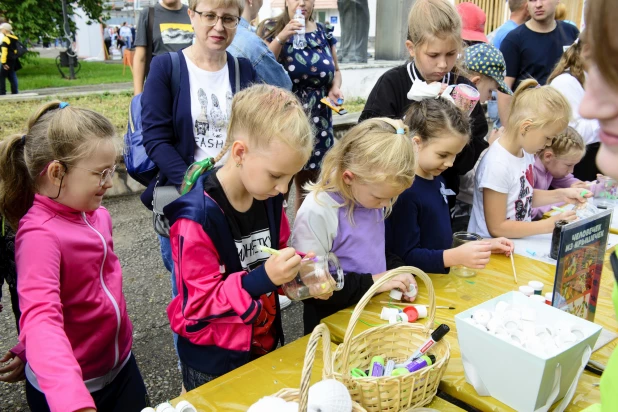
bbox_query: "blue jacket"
[163,172,285,374]
[140,50,257,209]
[229,18,292,91]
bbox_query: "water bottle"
[292,8,306,49]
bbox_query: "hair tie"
[59,102,69,109]
[21,134,26,146]
[396,128,405,135]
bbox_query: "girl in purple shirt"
[532,126,586,219]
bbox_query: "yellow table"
[322,253,617,411]
[171,334,466,411]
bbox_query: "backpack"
[14,40,27,58]
[124,52,180,186]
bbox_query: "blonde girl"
[0,102,148,412]
[292,118,417,334]
[387,99,513,275]
[360,0,489,206]
[531,126,587,220]
[468,80,590,239]
[163,85,313,390]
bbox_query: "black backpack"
[14,40,27,58]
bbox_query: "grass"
[16,57,132,91]
[1,92,133,137]
[1,92,366,139]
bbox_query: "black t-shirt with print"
[205,170,277,354]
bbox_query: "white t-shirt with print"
[468,139,535,238]
[185,56,232,165]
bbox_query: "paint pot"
[528,281,544,295]
[175,401,198,412]
[380,307,399,321]
[545,292,553,305]
[405,283,418,300]
[389,289,403,300]
[155,403,175,412]
[389,312,409,324]
[414,305,428,319]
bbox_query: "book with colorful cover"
[552,210,612,322]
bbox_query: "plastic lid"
[403,306,419,322]
[528,280,544,290]
[431,324,450,341]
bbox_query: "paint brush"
[510,253,518,284]
[259,245,318,262]
[379,301,455,309]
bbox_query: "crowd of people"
[1,0,618,410]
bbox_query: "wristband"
[275,36,284,45]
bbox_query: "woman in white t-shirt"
[548,32,601,181]
[468,79,590,238]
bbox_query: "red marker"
[407,324,450,363]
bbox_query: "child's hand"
[264,247,302,286]
[0,351,25,383]
[453,241,493,269]
[558,187,592,205]
[546,210,577,231]
[570,181,590,189]
[489,237,514,256]
[402,275,418,302]
[372,272,415,295]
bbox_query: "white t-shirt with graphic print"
[185,56,232,165]
[468,139,535,238]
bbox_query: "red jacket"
[164,173,288,375]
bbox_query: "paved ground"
[0,192,304,410]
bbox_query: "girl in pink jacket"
[0,101,148,412]
[164,85,314,390]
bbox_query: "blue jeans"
[158,234,179,356]
[0,68,18,95]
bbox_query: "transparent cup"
[593,176,618,209]
[281,253,344,301]
[451,231,482,278]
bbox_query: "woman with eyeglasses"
[258,0,343,213]
[140,0,257,331]
[579,0,618,410]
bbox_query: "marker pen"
[407,324,450,363]
[406,354,435,373]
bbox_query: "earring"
[236,162,241,168]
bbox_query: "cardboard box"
[455,291,601,411]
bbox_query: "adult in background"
[258,0,343,212]
[228,0,292,90]
[578,0,618,409]
[133,0,193,95]
[141,0,256,302]
[0,23,20,96]
[491,0,528,50]
[456,2,487,46]
[497,0,578,124]
[337,0,370,63]
[548,33,600,181]
[119,21,133,50]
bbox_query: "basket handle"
[298,323,332,412]
[339,267,435,376]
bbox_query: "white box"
[455,291,601,411]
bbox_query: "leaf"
[311,53,320,65]
[295,53,308,65]
[308,96,316,108]
[287,45,294,55]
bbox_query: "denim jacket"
[228,18,292,90]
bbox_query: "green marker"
[581,189,589,196]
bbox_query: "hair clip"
[396,128,405,135]
[59,102,70,109]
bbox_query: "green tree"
[0,0,109,44]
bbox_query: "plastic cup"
[449,84,481,115]
[593,176,618,209]
[281,253,344,301]
[451,231,482,277]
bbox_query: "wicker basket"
[330,267,451,412]
[273,323,366,411]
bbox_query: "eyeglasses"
[193,10,240,29]
[71,164,118,187]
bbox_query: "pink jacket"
[532,156,581,219]
[16,194,133,412]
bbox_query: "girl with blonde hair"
[531,126,587,219]
[469,80,590,239]
[360,0,489,210]
[0,101,148,411]
[164,84,314,390]
[292,118,417,333]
